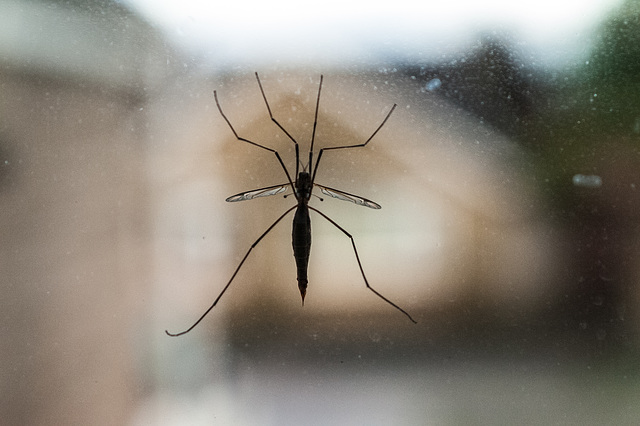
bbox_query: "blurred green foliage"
[530,0,640,216]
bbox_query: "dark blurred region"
[402,0,640,355]
[1,0,639,424]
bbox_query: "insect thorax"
[295,171,312,200]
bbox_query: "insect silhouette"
[165,73,416,337]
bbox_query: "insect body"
[166,73,416,337]
[292,170,312,302]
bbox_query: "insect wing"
[316,184,381,209]
[226,183,290,202]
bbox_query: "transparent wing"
[315,184,381,209]
[226,183,291,202]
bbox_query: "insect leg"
[308,206,417,324]
[166,205,298,336]
[255,72,300,148]
[255,72,304,177]
[309,75,323,171]
[214,90,296,192]
[311,103,396,185]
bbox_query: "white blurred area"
[2,0,639,425]
[124,0,622,68]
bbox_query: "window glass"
[1,0,638,424]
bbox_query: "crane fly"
[166,73,416,337]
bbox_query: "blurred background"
[1,0,639,424]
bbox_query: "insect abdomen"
[292,204,311,302]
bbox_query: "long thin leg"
[256,72,322,176]
[214,89,296,194]
[308,206,417,324]
[311,103,397,185]
[255,72,301,149]
[166,205,298,336]
[255,72,303,177]
[308,75,323,170]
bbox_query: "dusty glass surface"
[1,0,639,424]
